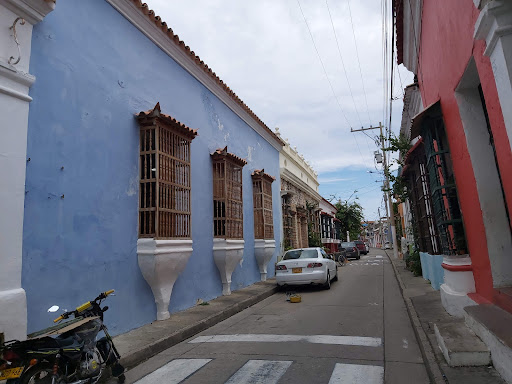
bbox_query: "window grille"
[137,103,197,239]
[421,113,467,255]
[211,147,247,239]
[281,194,293,249]
[404,143,440,254]
[252,169,275,239]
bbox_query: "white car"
[275,247,337,290]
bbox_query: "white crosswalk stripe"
[134,358,211,384]
[132,358,385,383]
[189,334,381,347]
[225,360,292,384]
[328,363,384,384]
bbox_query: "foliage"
[393,202,403,239]
[384,133,412,165]
[308,222,322,247]
[405,248,422,277]
[334,200,364,241]
[383,133,412,202]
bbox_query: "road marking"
[328,363,384,384]
[134,358,211,384]
[376,255,383,258]
[189,334,381,347]
[225,360,292,384]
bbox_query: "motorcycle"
[0,290,125,383]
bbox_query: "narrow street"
[114,249,429,384]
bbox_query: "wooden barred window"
[137,103,197,239]
[211,147,247,239]
[252,169,275,239]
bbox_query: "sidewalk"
[387,251,506,384]
[111,279,277,371]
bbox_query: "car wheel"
[333,267,338,281]
[324,271,331,290]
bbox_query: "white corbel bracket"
[213,239,244,295]
[137,239,193,321]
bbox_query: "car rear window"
[341,242,356,248]
[354,241,363,244]
[283,249,318,260]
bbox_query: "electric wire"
[347,0,373,126]
[297,0,373,172]
[325,0,363,128]
[296,0,351,128]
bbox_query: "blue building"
[22,0,283,336]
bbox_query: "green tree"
[334,200,364,241]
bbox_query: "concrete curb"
[385,250,447,384]
[118,284,278,370]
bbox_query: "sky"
[147,0,414,221]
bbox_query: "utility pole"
[351,123,399,259]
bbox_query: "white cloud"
[146,0,414,217]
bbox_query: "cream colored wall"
[275,128,319,193]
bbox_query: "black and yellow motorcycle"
[0,290,125,383]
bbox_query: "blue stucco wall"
[419,252,444,290]
[23,0,281,336]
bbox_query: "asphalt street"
[113,249,429,383]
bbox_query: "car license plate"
[292,267,302,273]
[0,366,24,380]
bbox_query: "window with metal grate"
[137,103,197,239]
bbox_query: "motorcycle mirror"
[48,305,59,313]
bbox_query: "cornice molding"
[2,0,55,25]
[0,61,35,102]
[474,1,512,57]
[281,145,318,180]
[281,168,321,202]
[106,0,283,151]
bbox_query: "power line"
[296,0,351,128]
[325,0,363,127]
[347,0,372,126]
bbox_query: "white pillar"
[475,1,512,151]
[0,0,54,342]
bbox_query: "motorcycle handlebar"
[53,290,115,323]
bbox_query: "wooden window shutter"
[137,103,197,239]
[252,169,275,239]
[211,147,247,239]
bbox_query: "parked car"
[365,242,370,253]
[354,240,368,255]
[275,247,337,290]
[382,241,391,249]
[339,242,360,260]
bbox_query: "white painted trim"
[2,0,55,25]
[189,334,382,347]
[254,239,275,281]
[137,239,193,320]
[455,59,512,287]
[281,168,322,202]
[465,308,512,383]
[0,62,35,87]
[0,83,31,101]
[0,288,27,341]
[106,0,282,151]
[213,238,244,295]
